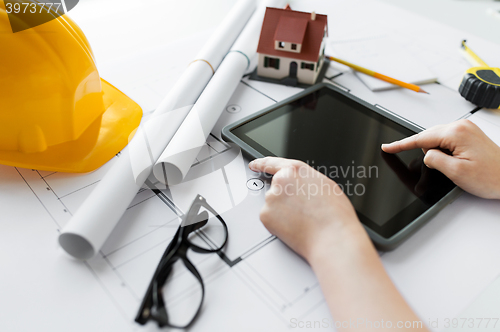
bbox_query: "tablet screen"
[231,86,456,238]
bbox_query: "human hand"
[382,119,500,199]
[249,157,369,263]
[250,158,425,328]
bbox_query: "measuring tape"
[459,40,500,109]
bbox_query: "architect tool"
[325,55,429,94]
[459,40,500,109]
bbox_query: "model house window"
[278,41,285,48]
[291,43,297,50]
[264,56,280,69]
[269,57,280,69]
[301,62,314,71]
[316,57,321,71]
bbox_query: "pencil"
[325,55,429,94]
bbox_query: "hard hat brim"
[0,79,143,173]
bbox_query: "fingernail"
[381,144,388,149]
[249,160,257,170]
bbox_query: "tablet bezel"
[222,83,462,250]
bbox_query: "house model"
[256,5,328,86]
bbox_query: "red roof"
[275,16,308,44]
[257,7,328,63]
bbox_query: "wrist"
[306,220,373,269]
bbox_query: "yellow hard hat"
[0,2,142,172]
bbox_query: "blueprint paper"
[3,0,500,331]
[4,73,500,332]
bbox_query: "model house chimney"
[311,11,316,21]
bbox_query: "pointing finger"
[382,127,450,154]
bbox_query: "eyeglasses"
[135,194,228,329]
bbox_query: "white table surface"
[379,0,500,45]
[2,0,500,331]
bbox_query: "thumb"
[423,149,459,178]
[249,157,303,175]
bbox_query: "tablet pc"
[222,83,461,250]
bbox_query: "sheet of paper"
[381,193,500,325]
[294,0,500,92]
[3,68,499,332]
[332,36,438,91]
[444,274,500,332]
[0,81,335,331]
[467,110,500,147]
[3,0,500,331]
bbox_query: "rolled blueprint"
[58,0,256,260]
[153,0,285,185]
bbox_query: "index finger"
[381,127,448,154]
[249,157,303,175]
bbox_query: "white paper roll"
[153,0,286,185]
[59,0,256,260]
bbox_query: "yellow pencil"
[325,55,429,94]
